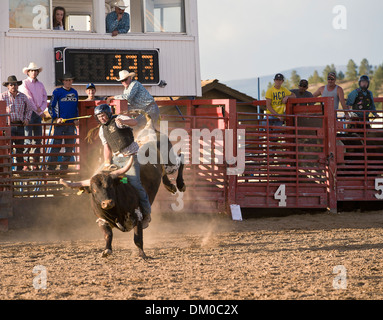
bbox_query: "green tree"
[290,70,301,88]
[337,71,345,80]
[309,70,323,84]
[346,59,358,81]
[373,64,383,86]
[369,79,378,97]
[370,64,383,97]
[283,78,292,89]
[359,58,372,76]
[322,64,336,80]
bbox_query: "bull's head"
[90,173,118,210]
[59,155,134,201]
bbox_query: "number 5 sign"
[375,178,383,199]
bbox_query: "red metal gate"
[231,97,337,212]
[155,99,236,213]
[335,98,383,202]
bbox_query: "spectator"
[290,79,314,106]
[19,62,48,169]
[106,0,130,36]
[1,75,33,172]
[84,83,104,101]
[106,70,160,131]
[265,73,296,127]
[53,6,66,30]
[312,72,346,112]
[47,73,79,171]
[291,79,313,99]
[346,75,377,127]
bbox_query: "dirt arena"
[1,196,383,300]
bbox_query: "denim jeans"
[131,102,160,132]
[261,116,284,129]
[48,124,76,169]
[25,112,42,162]
[113,154,152,215]
[11,124,25,171]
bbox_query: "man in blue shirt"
[106,1,130,36]
[346,75,377,127]
[47,73,79,171]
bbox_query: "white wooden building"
[0,0,201,97]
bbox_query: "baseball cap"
[86,83,96,89]
[274,73,284,81]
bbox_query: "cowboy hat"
[116,70,136,81]
[59,72,76,81]
[22,62,43,74]
[114,0,128,10]
[2,75,22,87]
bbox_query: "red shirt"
[0,90,34,124]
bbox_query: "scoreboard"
[54,47,160,86]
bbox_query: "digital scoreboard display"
[54,47,160,86]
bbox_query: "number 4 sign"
[274,185,287,207]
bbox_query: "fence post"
[0,101,11,230]
[324,97,337,213]
[226,99,238,214]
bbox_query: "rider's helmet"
[359,75,370,90]
[94,104,113,123]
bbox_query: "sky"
[197,0,383,81]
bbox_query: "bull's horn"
[59,178,90,188]
[110,156,134,178]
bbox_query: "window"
[9,0,93,31]
[144,0,185,33]
[52,0,93,31]
[67,15,91,31]
[9,0,50,29]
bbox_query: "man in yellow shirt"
[265,73,296,126]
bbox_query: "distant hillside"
[224,65,347,99]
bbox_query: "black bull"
[61,135,186,259]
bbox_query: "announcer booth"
[0,0,202,98]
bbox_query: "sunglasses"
[327,78,335,81]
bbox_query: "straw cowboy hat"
[22,62,43,74]
[116,70,136,81]
[2,75,22,87]
[114,0,128,10]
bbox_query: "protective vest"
[353,88,373,111]
[102,116,134,153]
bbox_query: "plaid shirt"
[115,81,158,118]
[0,90,34,124]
